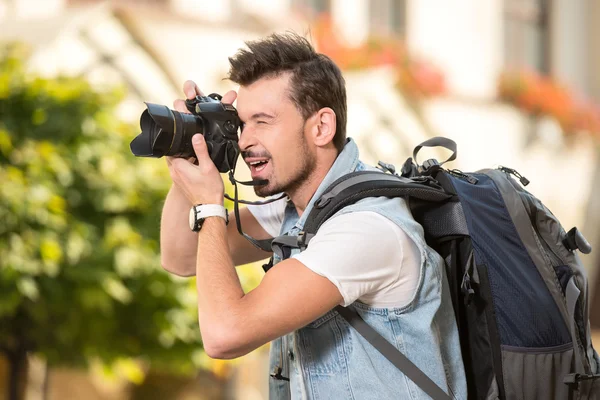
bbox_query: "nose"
[237,125,257,152]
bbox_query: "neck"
[286,151,338,217]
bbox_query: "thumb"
[192,134,212,167]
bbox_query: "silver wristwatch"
[189,204,229,232]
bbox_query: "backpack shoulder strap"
[269,170,451,259]
[303,170,452,237]
[269,169,454,399]
[267,164,460,398]
[336,306,451,400]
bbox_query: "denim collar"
[283,138,360,232]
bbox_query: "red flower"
[497,69,600,138]
[310,13,445,98]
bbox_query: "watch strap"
[191,204,228,232]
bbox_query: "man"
[160,32,466,399]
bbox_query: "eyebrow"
[249,112,275,120]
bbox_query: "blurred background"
[0,0,599,399]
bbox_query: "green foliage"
[0,42,204,375]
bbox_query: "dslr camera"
[130,93,241,172]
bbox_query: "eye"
[257,121,267,125]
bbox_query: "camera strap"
[228,170,274,252]
[222,142,282,253]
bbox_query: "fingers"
[169,157,188,169]
[222,89,237,105]
[191,134,212,170]
[169,157,193,180]
[173,99,189,113]
[174,81,204,115]
[167,157,179,181]
[185,156,198,165]
[167,156,194,180]
[167,156,195,168]
[183,80,203,99]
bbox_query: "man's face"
[236,73,315,197]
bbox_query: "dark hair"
[227,32,347,153]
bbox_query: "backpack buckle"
[262,257,274,273]
[563,373,600,390]
[297,231,315,249]
[377,161,397,175]
[419,158,441,175]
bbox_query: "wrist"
[191,193,223,206]
[194,199,224,207]
[189,204,228,232]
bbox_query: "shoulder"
[318,211,402,239]
[300,210,409,264]
[339,195,414,222]
[294,210,419,307]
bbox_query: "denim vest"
[268,139,467,400]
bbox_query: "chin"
[253,180,284,198]
[254,185,277,198]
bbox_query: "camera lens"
[130,103,203,158]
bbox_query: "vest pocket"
[299,313,350,376]
[304,309,338,329]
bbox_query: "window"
[504,0,551,73]
[369,0,406,38]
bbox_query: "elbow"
[160,255,195,277]
[201,324,252,360]
[161,263,194,278]
[204,343,240,360]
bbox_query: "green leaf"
[17,277,39,300]
[0,42,217,376]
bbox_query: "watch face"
[189,207,196,230]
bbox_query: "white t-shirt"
[247,197,421,308]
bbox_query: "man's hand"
[171,80,237,118]
[166,80,237,205]
[168,134,225,205]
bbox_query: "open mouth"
[249,160,268,172]
[246,159,270,177]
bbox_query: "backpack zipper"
[529,200,565,267]
[498,166,530,186]
[448,169,479,184]
[521,194,565,267]
[498,167,565,266]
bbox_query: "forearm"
[196,218,246,355]
[194,219,344,361]
[160,184,198,276]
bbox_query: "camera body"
[130,93,241,173]
[183,95,240,170]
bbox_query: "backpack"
[267,137,600,400]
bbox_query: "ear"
[310,107,337,147]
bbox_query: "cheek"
[269,125,305,171]
[270,147,294,178]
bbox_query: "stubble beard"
[253,131,315,198]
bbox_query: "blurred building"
[1,0,600,399]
